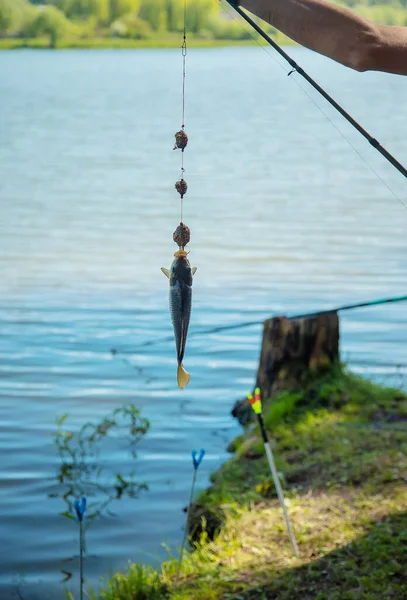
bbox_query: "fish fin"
[161,268,170,278]
[192,267,197,276]
[177,363,190,389]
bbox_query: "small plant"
[91,563,168,600]
[51,404,149,523]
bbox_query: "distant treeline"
[0,0,406,48]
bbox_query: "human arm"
[237,0,407,74]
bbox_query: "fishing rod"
[226,1,407,180]
[292,293,407,319]
[111,293,407,357]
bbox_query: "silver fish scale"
[169,282,192,364]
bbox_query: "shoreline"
[93,365,407,599]
[0,36,294,51]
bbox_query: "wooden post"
[256,312,340,399]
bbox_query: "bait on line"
[161,2,196,390]
[162,1,405,391]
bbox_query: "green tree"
[15,0,407,42]
[185,0,217,34]
[109,0,141,22]
[165,0,183,32]
[139,0,167,32]
[0,0,35,34]
[30,5,71,47]
[111,11,151,38]
[139,0,219,34]
[0,0,14,32]
[46,0,110,24]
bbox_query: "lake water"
[0,46,406,599]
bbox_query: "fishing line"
[225,1,407,179]
[180,1,187,223]
[166,0,195,389]
[218,0,292,74]
[216,14,401,212]
[110,293,407,357]
[351,360,407,369]
[338,422,407,433]
[285,72,407,210]
[218,1,406,207]
[182,0,187,131]
[220,1,406,207]
[177,0,188,223]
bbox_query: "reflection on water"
[51,405,149,523]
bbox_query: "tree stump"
[232,312,340,425]
[256,311,339,399]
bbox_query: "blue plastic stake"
[176,449,205,581]
[74,496,87,600]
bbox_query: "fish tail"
[177,363,190,389]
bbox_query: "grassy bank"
[0,32,294,50]
[0,37,254,49]
[85,366,407,600]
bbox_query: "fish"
[161,250,197,389]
